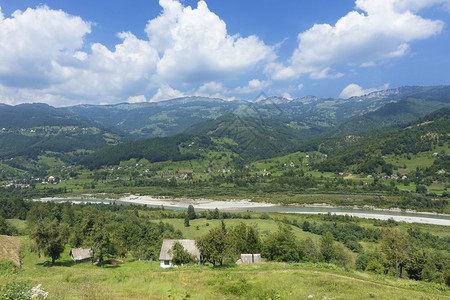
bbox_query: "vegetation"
[0,198,448,299]
[0,86,449,298]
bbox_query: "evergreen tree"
[262,224,301,262]
[320,232,335,263]
[187,205,196,220]
[170,242,196,266]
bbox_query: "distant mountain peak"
[253,92,268,102]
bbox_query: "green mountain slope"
[80,113,315,169]
[323,96,450,137]
[313,107,450,174]
[61,86,450,139]
[0,103,127,174]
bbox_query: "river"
[36,197,450,226]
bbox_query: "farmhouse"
[159,239,202,268]
[70,248,93,263]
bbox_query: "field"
[1,212,450,299]
[0,235,22,266]
[2,245,449,299]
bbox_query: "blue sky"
[0,0,449,106]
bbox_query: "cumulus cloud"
[146,0,275,83]
[282,92,292,100]
[271,0,446,80]
[0,1,275,105]
[339,83,390,98]
[0,0,448,105]
[235,79,271,94]
[127,95,147,103]
[150,84,184,102]
[0,6,91,89]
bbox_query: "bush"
[0,280,31,300]
[0,260,18,276]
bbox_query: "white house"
[159,239,202,268]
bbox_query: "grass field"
[160,217,322,243]
[0,235,22,266]
[4,248,450,300]
[1,214,449,299]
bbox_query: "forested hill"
[0,103,91,128]
[62,85,450,139]
[323,96,450,137]
[0,103,128,174]
[313,107,450,174]
[80,113,312,169]
[62,97,243,138]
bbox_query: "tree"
[169,242,196,266]
[262,224,301,262]
[320,232,335,263]
[81,213,111,267]
[0,216,16,236]
[184,215,190,227]
[381,229,409,278]
[416,185,427,194]
[187,205,196,220]
[230,222,261,254]
[302,237,319,263]
[30,220,69,264]
[196,222,234,266]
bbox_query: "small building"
[159,239,202,268]
[236,254,261,264]
[70,248,93,263]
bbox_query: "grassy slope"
[1,215,449,299]
[0,235,22,266]
[6,248,450,299]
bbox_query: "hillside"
[324,96,450,137]
[62,97,243,138]
[313,107,450,175]
[0,103,128,175]
[0,235,22,266]
[80,113,316,169]
[62,85,450,139]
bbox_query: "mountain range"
[0,85,449,174]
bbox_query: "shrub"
[0,280,31,300]
[0,261,18,276]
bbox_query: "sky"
[0,0,449,106]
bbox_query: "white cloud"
[282,92,292,100]
[235,79,271,94]
[127,95,147,103]
[271,0,445,80]
[309,68,344,80]
[194,81,237,100]
[0,0,448,105]
[0,1,276,105]
[0,6,91,88]
[339,83,390,98]
[146,0,275,83]
[150,84,184,102]
[197,81,226,95]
